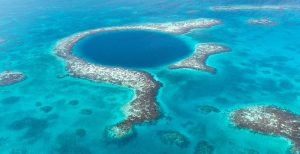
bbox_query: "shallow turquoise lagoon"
[0,0,300,154]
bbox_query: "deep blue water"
[1,0,300,154]
[74,30,193,68]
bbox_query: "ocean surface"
[0,0,300,154]
[73,30,193,68]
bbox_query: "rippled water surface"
[0,0,300,153]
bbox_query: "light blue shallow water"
[0,0,300,154]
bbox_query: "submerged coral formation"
[40,106,53,113]
[194,140,214,154]
[143,19,222,34]
[75,129,86,137]
[0,71,26,86]
[80,109,93,115]
[105,124,135,141]
[0,96,20,105]
[197,105,220,114]
[211,5,300,11]
[55,19,221,140]
[157,130,190,148]
[169,44,230,73]
[230,106,300,153]
[247,18,277,25]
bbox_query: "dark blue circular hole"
[74,30,193,68]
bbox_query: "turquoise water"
[0,0,300,154]
[74,30,193,68]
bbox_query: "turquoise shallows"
[0,0,300,153]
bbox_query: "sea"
[0,0,300,153]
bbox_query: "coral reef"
[247,18,277,25]
[69,100,79,106]
[55,133,91,154]
[194,140,214,154]
[80,109,93,115]
[0,71,25,86]
[157,130,190,148]
[75,129,86,137]
[35,102,42,107]
[230,106,300,153]
[211,5,300,11]
[9,117,49,139]
[55,19,222,140]
[105,124,135,141]
[0,96,20,105]
[169,44,230,73]
[197,105,220,114]
[40,106,53,113]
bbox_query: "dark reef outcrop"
[0,71,26,86]
[169,44,230,73]
[211,5,300,11]
[194,140,214,154]
[247,18,277,25]
[157,130,190,148]
[197,105,220,114]
[231,106,300,153]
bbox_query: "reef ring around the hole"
[54,19,222,140]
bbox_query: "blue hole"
[74,30,193,68]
